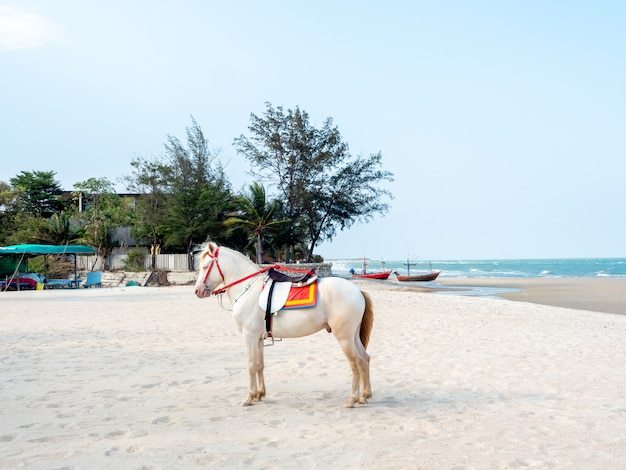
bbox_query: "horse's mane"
[200,242,258,268]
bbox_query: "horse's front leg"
[243,333,265,406]
[256,337,266,400]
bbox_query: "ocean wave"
[324,258,626,278]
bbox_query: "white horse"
[194,242,374,407]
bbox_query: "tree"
[31,211,86,245]
[224,182,289,262]
[302,151,393,259]
[234,103,393,261]
[160,117,233,269]
[0,180,18,244]
[73,177,129,265]
[10,170,66,218]
[123,155,170,270]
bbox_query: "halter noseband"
[202,247,225,288]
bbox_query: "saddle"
[266,266,315,284]
[259,267,318,341]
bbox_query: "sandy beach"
[1,282,626,468]
[437,277,626,315]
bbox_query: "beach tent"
[0,244,98,286]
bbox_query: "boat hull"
[351,271,391,280]
[396,271,440,282]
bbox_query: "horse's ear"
[206,241,218,256]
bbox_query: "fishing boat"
[350,258,391,280]
[396,271,440,282]
[396,257,441,282]
[352,271,391,280]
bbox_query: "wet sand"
[437,277,626,315]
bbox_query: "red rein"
[202,247,268,296]
[202,248,314,296]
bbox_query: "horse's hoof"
[344,400,356,408]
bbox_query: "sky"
[1,1,625,261]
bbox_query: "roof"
[0,244,98,256]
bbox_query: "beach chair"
[83,271,102,288]
[47,278,82,288]
[46,279,73,289]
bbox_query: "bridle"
[201,248,226,291]
[201,247,275,296]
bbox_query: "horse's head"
[194,242,225,298]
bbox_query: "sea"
[328,258,626,279]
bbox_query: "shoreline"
[351,276,626,315]
[436,277,626,315]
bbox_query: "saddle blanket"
[259,279,319,313]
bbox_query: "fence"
[145,253,193,271]
[106,253,196,272]
[82,253,333,275]
[76,255,101,271]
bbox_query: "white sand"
[1,285,625,469]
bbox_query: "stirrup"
[263,332,282,347]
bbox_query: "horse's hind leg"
[352,353,372,407]
[356,340,372,403]
[337,337,370,408]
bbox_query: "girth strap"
[264,280,276,337]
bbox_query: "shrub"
[122,248,146,272]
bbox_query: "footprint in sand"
[27,436,59,444]
[152,415,171,425]
[104,447,120,456]
[129,429,149,438]
[141,382,161,389]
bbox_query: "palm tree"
[224,183,289,262]
[33,211,86,245]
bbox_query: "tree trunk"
[151,230,158,271]
[187,239,194,271]
[256,233,263,263]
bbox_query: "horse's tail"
[359,291,374,349]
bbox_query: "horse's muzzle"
[194,286,211,298]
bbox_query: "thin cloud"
[0,6,64,51]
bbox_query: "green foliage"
[0,181,17,244]
[10,170,67,217]
[224,182,289,262]
[159,117,233,257]
[234,103,393,261]
[5,215,46,244]
[73,177,130,260]
[1,109,391,266]
[122,248,147,272]
[124,157,169,245]
[30,211,86,245]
